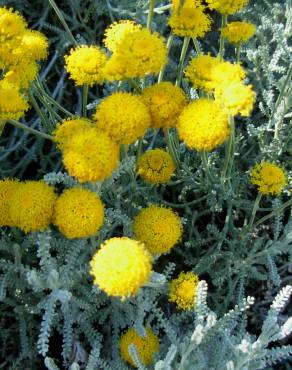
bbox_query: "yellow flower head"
[53,117,94,151]
[141,82,188,129]
[104,20,141,52]
[172,0,203,12]
[65,45,107,86]
[94,92,151,145]
[0,81,29,120]
[0,178,20,227]
[120,327,159,367]
[250,162,287,196]
[54,188,104,239]
[20,30,49,60]
[3,61,39,89]
[169,6,212,38]
[222,21,256,45]
[0,7,27,39]
[169,271,199,310]
[133,205,182,255]
[185,54,246,92]
[103,28,167,81]
[206,0,249,14]
[177,98,229,151]
[63,128,120,183]
[90,237,152,299]
[137,149,176,185]
[9,181,56,233]
[214,81,256,117]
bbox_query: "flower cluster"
[250,162,287,196]
[222,21,256,45]
[206,0,249,15]
[169,272,200,310]
[119,327,160,367]
[90,237,152,300]
[137,149,176,185]
[133,205,182,254]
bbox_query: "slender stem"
[218,14,228,61]
[253,198,292,229]
[236,44,241,63]
[82,84,89,117]
[175,36,190,87]
[128,79,142,93]
[136,138,143,163]
[48,0,78,46]
[158,33,174,83]
[162,195,208,208]
[201,150,214,182]
[247,193,262,231]
[164,129,180,168]
[27,89,53,133]
[192,38,202,55]
[147,0,156,30]
[7,119,54,141]
[221,115,235,183]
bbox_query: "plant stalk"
[175,36,190,87]
[7,119,54,141]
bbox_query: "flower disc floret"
[103,28,167,80]
[9,181,56,233]
[0,81,29,120]
[141,82,187,129]
[250,162,287,196]
[54,188,104,239]
[206,0,249,14]
[168,6,212,38]
[169,272,199,310]
[63,128,120,183]
[214,81,256,117]
[90,237,152,299]
[65,45,107,86]
[3,61,38,89]
[104,20,141,52]
[133,205,182,254]
[0,7,27,39]
[177,99,230,151]
[0,178,20,227]
[53,118,93,150]
[222,21,256,44]
[20,30,48,60]
[119,327,159,367]
[137,149,176,185]
[94,92,151,145]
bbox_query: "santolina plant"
[0,0,292,369]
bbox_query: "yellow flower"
[65,45,107,86]
[103,27,167,81]
[90,237,152,300]
[141,82,188,129]
[54,188,104,239]
[62,128,120,183]
[172,0,204,11]
[177,98,229,151]
[133,205,182,255]
[9,181,56,233]
[169,271,199,310]
[103,20,141,52]
[185,54,246,92]
[222,21,256,45]
[0,7,27,39]
[250,162,287,196]
[0,81,29,120]
[120,327,159,367]
[20,29,49,60]
[0,178,20,227]
[168,6,212,38]
[137,149,176,185]
[214,81,256,117]
[206,0,249,14]
[93,92,150,145]
[53,117,94,151]
[3,61,39,89]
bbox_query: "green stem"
[164,129,180,169]
[82,84,89,117]
[128,79,142,93]
[218,14,228,60]
[175,36,190,87]
[7,119,54,141]
[158,33,174,83]
[192,38,202,55]
[253,198,292,229]
[201,150,214,182]
[48,0,78,46]
[147,0,156,30]
[136,138,143,163]
[247,193,262,231]
[27,89,53,133]
[236,44,241,63]
[221,115,235,183]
